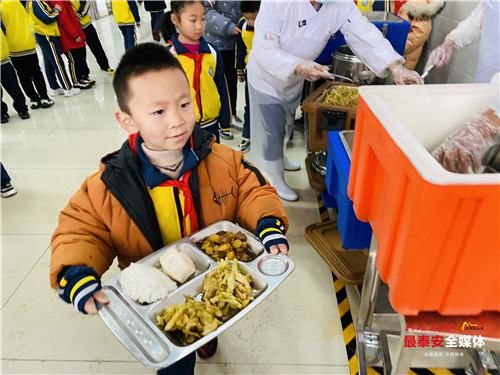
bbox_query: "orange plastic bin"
[348,84,500,316]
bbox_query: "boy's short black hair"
[240,0,260,14]
[113,43,186,113]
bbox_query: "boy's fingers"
[84,297,98,315]
[277,243,289,255]
[269,246,279,255]
[93,290,110,305]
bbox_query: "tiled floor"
[1,11,349,375]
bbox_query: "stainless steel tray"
[98,221,295,369]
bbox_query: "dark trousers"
[1,63,28,114]
[119,25,136,51]
[83,23,111,70]
[66,47,90,84]
[243,73,250,139]
[10,53,49,102]
[149,11,164,33]
[203,122,220,143]
[1,163,12,186]
[35,34,72,90]
[157,352,196,375]
[221,49,237,115]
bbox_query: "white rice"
[119,262,177,304]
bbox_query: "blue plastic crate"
[326,131,372,249]
[316,12,410,65]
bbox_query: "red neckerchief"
[181,48,204,118]
[128,133,200,236]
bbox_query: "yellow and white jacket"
[0,0,37,56]
[167,35,231,130]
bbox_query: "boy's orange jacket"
[50,128,288,288]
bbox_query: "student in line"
[0,0,54,109]
[159,1,231,143]
[71,0,114,73]
[27,0,80,97]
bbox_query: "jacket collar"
[170,34,212,54]
[101,126,214,171]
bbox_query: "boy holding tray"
[50,43,289,375]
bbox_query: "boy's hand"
[269,243,289,256]
[256,217,290,256]
[75,36,82,43]
[58,266,103,314]
[84,290,110,315]
[231,26,242,36]
[54,4,62,11]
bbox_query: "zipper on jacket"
[173,187,185,237]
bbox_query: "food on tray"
[202,259,254,318]
[432,109,500,174]
[119,263,177,304]
[156,296,222,344]
[160,247,196,284]
[198,230,256,261]
[322,85,358,108]
[155,259,255,344]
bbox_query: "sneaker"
[40,98,55,108]
[1,113,9,124]
[1,182,17,198]
[64,87,81,97]
[30,101,42,109]
[18,111,30,120]
[74,82,92,90]
[239,138,251,153]
[219,128,233,140]
[80,78,96,86]
[102,67,115,73]
[49,88,64,97]
[197,338,218,359]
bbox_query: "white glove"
[294,61,333,82]
[390,63,424,85]
[425,39,456,71]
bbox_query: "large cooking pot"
[332,45,376,85]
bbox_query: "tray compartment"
[148,261,269,346]
[189,221,264,261]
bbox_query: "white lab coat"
[446,0,500,83]
[247,0,403,102]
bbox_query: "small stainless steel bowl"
[257,255,289,276]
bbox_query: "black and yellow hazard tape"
[314,193,496,375]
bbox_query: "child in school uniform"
[50,0,95,89]
[111,0,141,51]
[160,1,231,143]
[50,43,289,375]
[235,1,260,153]
[71,0,114,73]
[1,28,30,121]
[26,0,80,97]
[0,0,54,109]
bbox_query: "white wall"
[418,1,481,83]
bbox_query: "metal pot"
[332,45,376,85]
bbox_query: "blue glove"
[255,216,289,254]
[58,266,101,314]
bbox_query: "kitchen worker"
[247,0,423,202]
[425,0,500,83]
